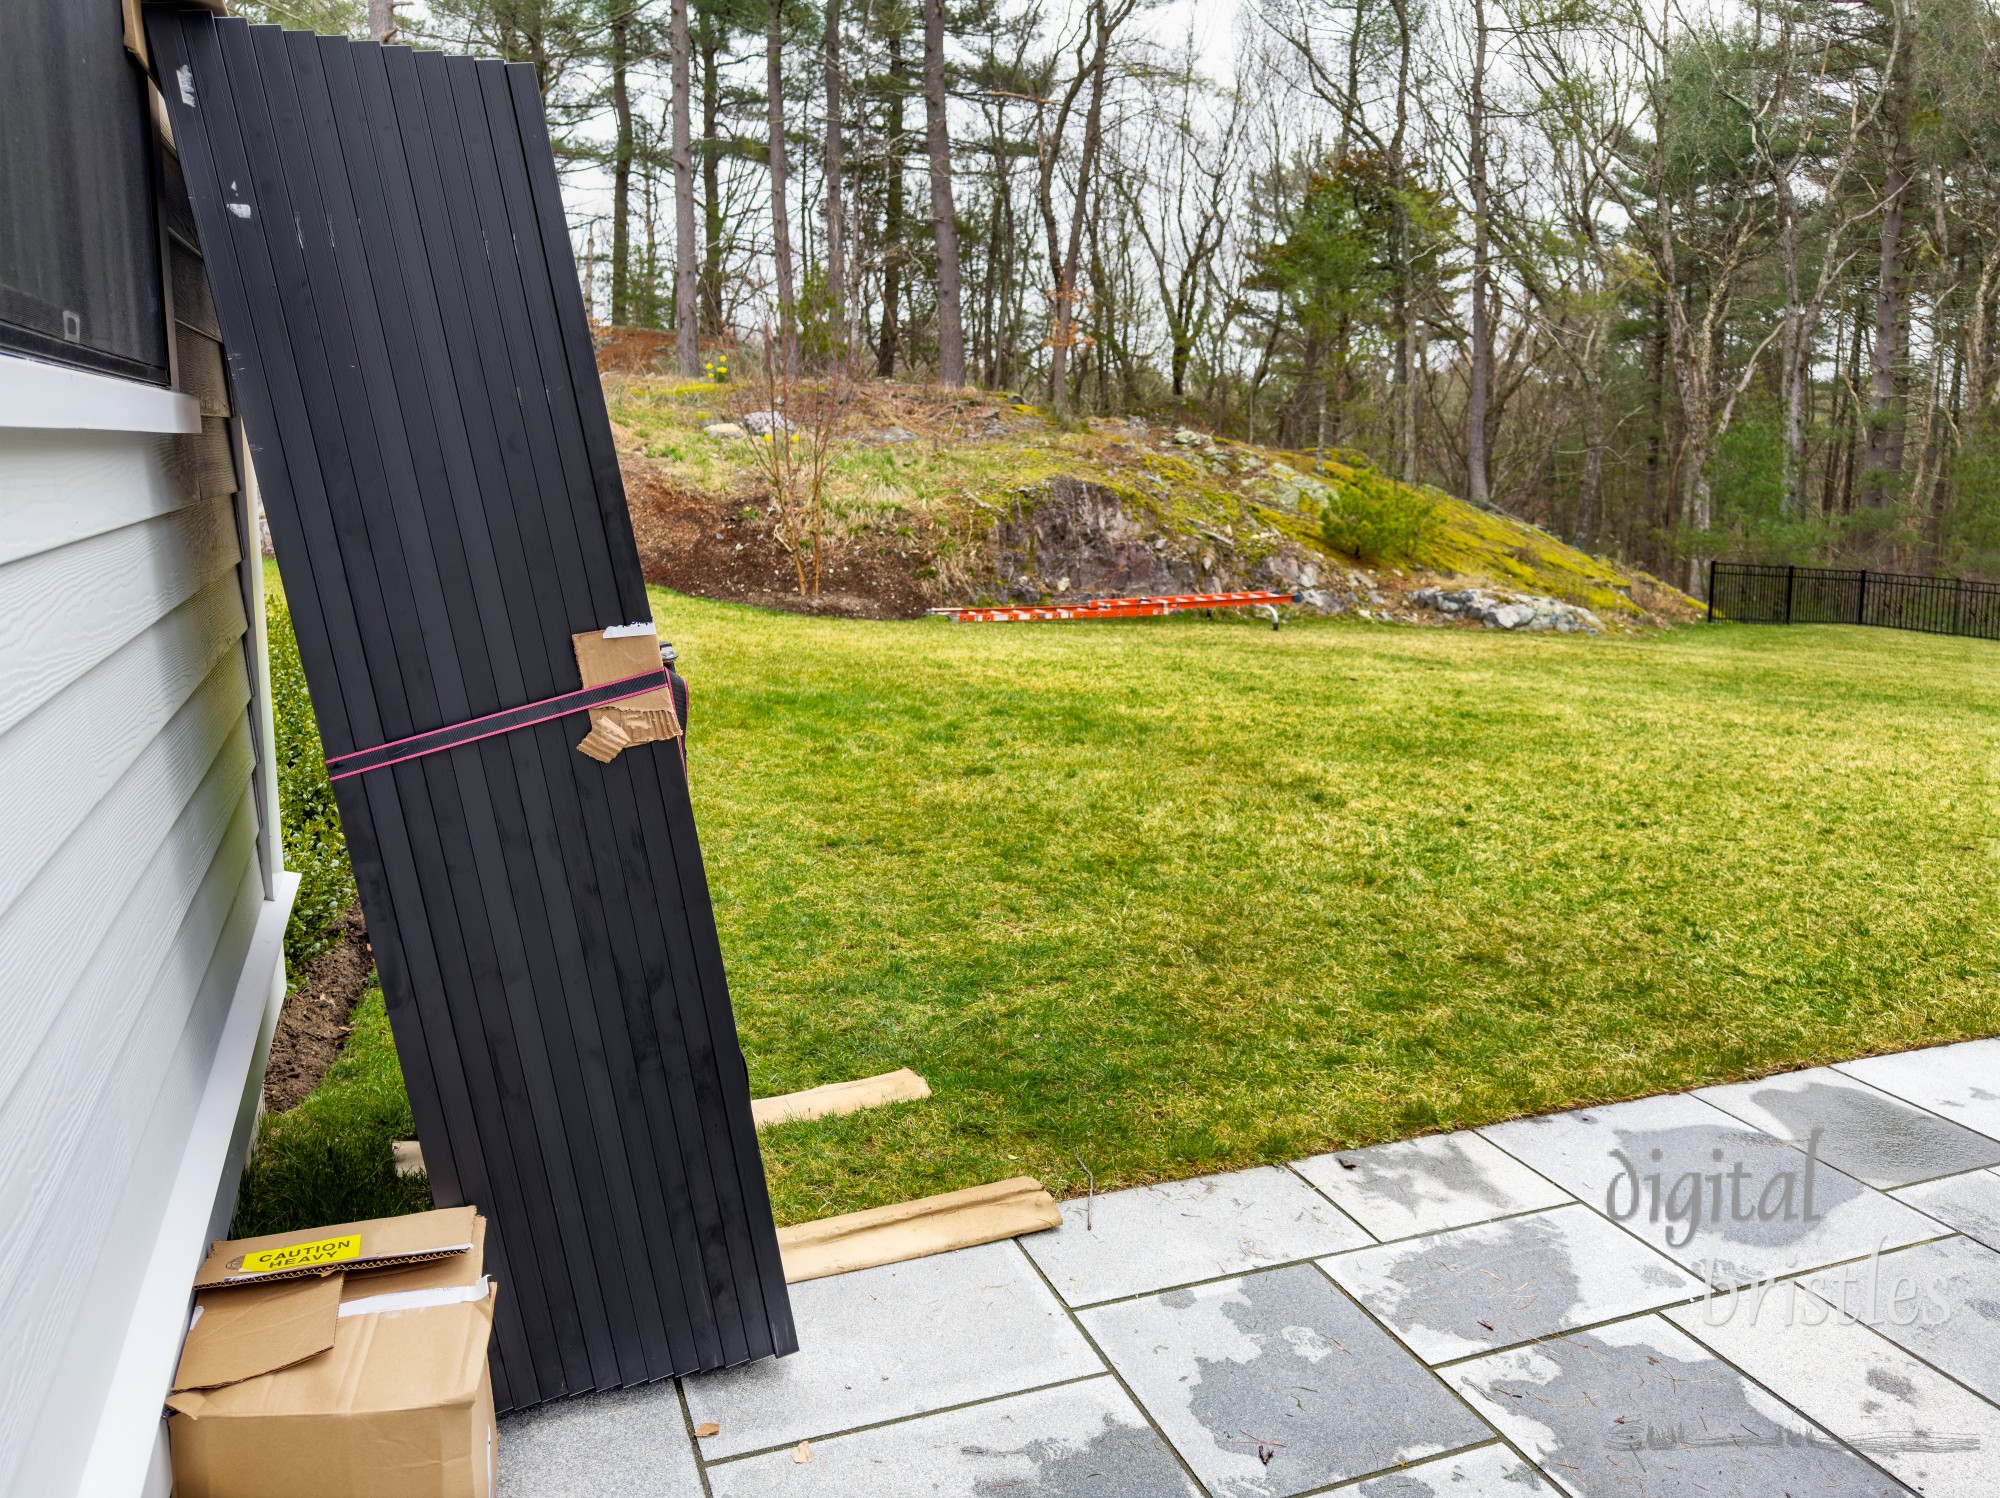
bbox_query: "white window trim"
[0,352,201,435]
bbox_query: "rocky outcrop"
[1410,586,1605,634]
[993,478,1193,599]
[988,476,1443,618]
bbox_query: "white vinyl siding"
[0,405,286,1495]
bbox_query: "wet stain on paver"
[1747,1080,2000,1187]
[1817,1236,2000,1402]
[1895,1170,2000,1249]
[1090,1265,1488,1498]
[1299,1133,1571,1242]
[1325,1205,1704,1363]
[1865,1364,1918,1400]
[1461,1325,1906,1497]
[972,1412,1195,1496]
[1346,1138,1521,1212]
[1353,1444,1551,1494]
[1375,1213,1583,1350]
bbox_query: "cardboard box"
[168,1208,498,1498]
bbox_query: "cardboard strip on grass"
[751,1069,933,1129]
[777,1178,1061,1283]
[385,1065,935,1176]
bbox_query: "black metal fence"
[1708,562,2000,641]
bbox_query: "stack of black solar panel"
[148,8,795,1410]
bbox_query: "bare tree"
[825,0,850,361]
[767,0,798,370]
[1036,0,1136,414]
[1464,0,1493,507]
[671,0,699,372]
[924,0,967,383]
[1117,36,1247,411]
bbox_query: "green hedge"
[269,593,357,972]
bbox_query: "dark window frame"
[0,3,172,385]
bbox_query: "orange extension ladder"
[929,590,1301,630]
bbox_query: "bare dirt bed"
[263,905,375,1112]
[623,456,931,620]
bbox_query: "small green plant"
[703,351,730,384]
[268,593,358,972]
[232,984,430,1236]
[1318,479,1442,564]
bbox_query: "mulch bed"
[263,904,375,1112]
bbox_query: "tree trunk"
[699,20,724,334]
[1465,0,1492,508]
[766,0,797,371]
[1776,165,1805,513]
[1049,0,1115,415]
[923,0,965,384]
[671,0,699,373]
[1578,399,1603,548]
[1861,130,1911,503]
[608,2,633,325]
[1389,0,1416,483]
[1646,290,1667,562]
[877,33,907,377]
[823,0,848,362]
[1334,0,1367,158]
[1963,231,2000,426]
[369,0,396,42]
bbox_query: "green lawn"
[664,596,1999,1224]
[256,575,2000,1229]
[234,982,430,1236]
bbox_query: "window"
[0,1,169,383]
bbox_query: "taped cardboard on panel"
[572,623,682,763]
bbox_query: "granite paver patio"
[499,1039,2000,1496]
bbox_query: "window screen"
[0,2,169,382]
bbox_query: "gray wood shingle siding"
[0,138,276,1487]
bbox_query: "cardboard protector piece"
[777,1177,1062,1283]
[573,624,682,763]
[194,1204,478,1288]
[174,1274,346,1392]
[752,1069,933,1129]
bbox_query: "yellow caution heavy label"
[237,1234,363,1274]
